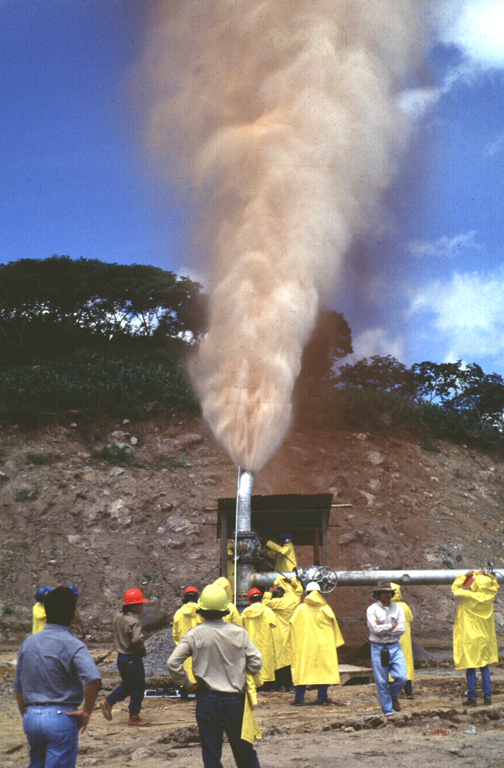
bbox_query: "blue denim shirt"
[13,624,100,706]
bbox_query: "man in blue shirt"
[14,586,101,768]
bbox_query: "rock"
[156,526,166,534]
[463,726,477,734]
[338,530,362,546]
[111,430,128,441]
[108,499,126,519]
[109,467,126,477]
[162,438,183,452]
[67,534,82,544]
[354,433,368,441]
[368,479,382,493]
[141,606,168,632]
[179,433,204,447]
[359,491,376,506]
[163,538,185,549]
[367,451,385,466]
[130,436,138,446]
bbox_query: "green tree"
[336,354,415,396]
[0,256,206,363]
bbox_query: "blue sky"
[1,1,504,377]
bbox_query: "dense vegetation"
[0,255,503,450]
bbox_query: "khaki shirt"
[167,619,262,693]
[112,612,146,655]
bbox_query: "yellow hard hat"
[198,584,229,612]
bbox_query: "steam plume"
[143,1,425,472]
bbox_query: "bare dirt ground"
[1,414,504,765]
[2,655,504,767]
[1,413,504,641]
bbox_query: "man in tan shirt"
[168,583,262,768]
[100,588,150,726]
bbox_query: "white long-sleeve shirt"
[366,601,405,644]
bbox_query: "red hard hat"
[123,588,149,605]
[248,588,263,603]
[184,586,199,596]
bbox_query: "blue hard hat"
[280,530,292,541]
[35,586,52,602]
[67,584,80,595]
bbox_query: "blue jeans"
[195,688,261,768]
[23,704,79,768]
[370,642,407,716]
[294,684,329,703]
[107,653,145,715]
[466,665,491,699]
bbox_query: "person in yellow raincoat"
[452,570,499,706]
[242,588,277,689]
[227,539,235,585]
[263,574,303,690]
[213,577,243,626]
[390,582,415,699]
[172,587,201,700]
[265,531,297,573]
[167,583,263,768]
[287,582,344,706]
[32,586,52,634]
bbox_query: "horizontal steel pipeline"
[250,569,504,590]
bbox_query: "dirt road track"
[2,664,504,767]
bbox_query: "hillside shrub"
[0,357,199,424]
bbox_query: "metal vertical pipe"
[237,470,254,531]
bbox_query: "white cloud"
[338,327,406,368]
[434,0,504,71]
[409,266,504,364]
[406,230,481,259]
[400,1,504,117]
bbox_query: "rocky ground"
[1,413,503,643]
[2,653,504,767]
[1,414,504,764]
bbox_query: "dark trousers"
[106,653,145,715]
[195,688,261,768]
[274,665,292,691]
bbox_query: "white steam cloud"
[142,1,425,472]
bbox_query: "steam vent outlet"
[237,470,254,532]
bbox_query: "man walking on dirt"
[167,583,263,768]
[367,581,407,718]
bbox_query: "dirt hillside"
[1,413,504,644]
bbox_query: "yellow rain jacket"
[265,540,297,572]
[213,577,243,627]
[242,602,277,682]
[241,672,263,744]
[287,591,345,686]
[32,602,47,634]
[452,572,499,670]
[263,576,303,669]
[391,583,415,681]
[173,601,201,684]
[227,539,235,584]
